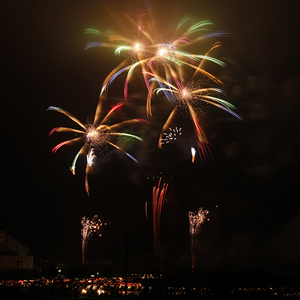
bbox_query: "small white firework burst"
[161,127,182,145]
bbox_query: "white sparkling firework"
[188,207,209,269]
[81,215,103,264]
[160,127,182,145]
[87,149,95,167]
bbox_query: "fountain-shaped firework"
[81,215,102,264]
[188,207,209,270]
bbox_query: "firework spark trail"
[81,215,103,264]
[47,102,147,195]
[189,207,209,270]
[152,177,168,252]
[191,147,196,163]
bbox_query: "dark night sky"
[1,0,300,274]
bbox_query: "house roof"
[0,228,30,251]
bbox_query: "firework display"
[81,215,104,264]
[48,6,240,267]
[49,8,240,193]
[189,207,209,270]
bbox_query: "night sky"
[2,0,300,275]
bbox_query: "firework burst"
[145,71,241,161]
[48,100,146,195]
[160,127,182,145]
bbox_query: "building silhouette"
[0,229,33,272]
